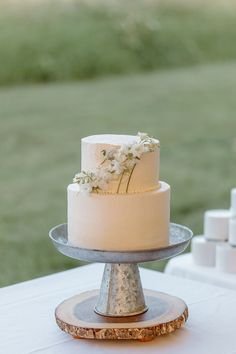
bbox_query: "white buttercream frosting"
[67,181,170,251]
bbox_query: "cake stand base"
[55,289,188,341]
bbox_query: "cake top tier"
[73,132,160,194]
[82,134,158,145]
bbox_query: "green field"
[0,1,236,85]
[1,61,236,286]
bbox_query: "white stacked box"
[230,188,236,217]
[204,210,229,241]
[216,190,236,273]
[191,236,218,267]
[192,209,229,267]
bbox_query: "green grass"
[1,61,236,286]
[0,1,236,85]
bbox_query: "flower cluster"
[73,132,158,194]
[73,170,110,193]
[137,132,158,151]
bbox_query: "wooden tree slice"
[55,289,188,341]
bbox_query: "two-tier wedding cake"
[67,133,170,251]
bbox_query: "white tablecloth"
[165,253,236,290]
[1,263,236,354]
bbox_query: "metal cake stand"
[49,223,193,341]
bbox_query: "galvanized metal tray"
[49,223,193,264]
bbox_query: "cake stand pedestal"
[49,223,192,341]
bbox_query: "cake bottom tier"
[67,181,170,251]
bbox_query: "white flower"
[79,183,92,194]
[96,179,109,190]
[114,149,127,163]
[101,147,118,161]
[138,132,148,140]
[119,144,131,156]
[73,176,78,183]
[96,167,111,181]
[73,172,83,183]
[130,143,146,158]
[109,160,124,175]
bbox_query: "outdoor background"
[1,0,236,287]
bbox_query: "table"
[1,263,236,354]
[165,253,236,291]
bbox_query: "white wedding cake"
[67,133,170,251]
